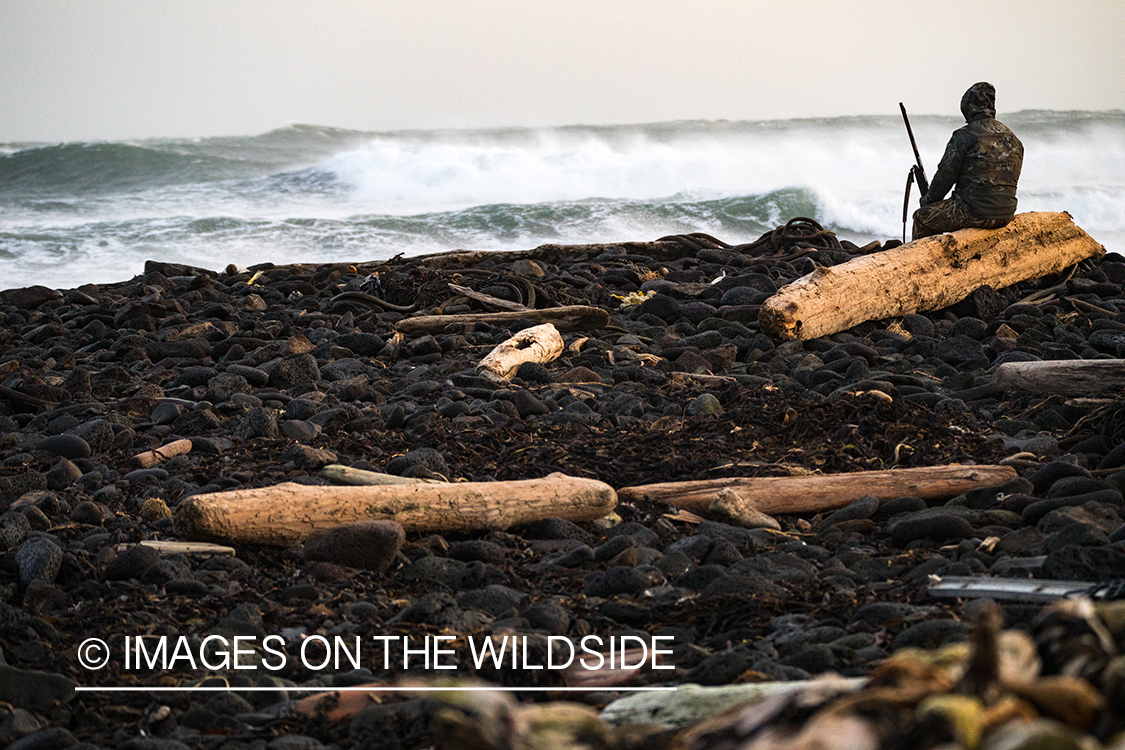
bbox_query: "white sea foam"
[3,113,1123,288]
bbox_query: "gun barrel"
[899,103,929,195]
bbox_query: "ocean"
[2,111,1123,291]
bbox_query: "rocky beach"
[5,224,1125,749]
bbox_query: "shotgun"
[899,102,929,242]
[899,102,929,195]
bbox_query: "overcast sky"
[2,0,1123,143]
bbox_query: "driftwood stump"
[758,212,1104,340]
[477,323,564,379]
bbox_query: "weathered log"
[321,464,440,485]
[447,283,530,312]
[395,305,609,336]
[114,540,235,557]
[130,439,193,468]
[174,473,617,545]
[759,212,1104,340]
[617,465,1017,516]
[996,359,1125,396]
[477,323,564,379]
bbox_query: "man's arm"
[922,131,966,206]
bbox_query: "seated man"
[912,82,1024,240]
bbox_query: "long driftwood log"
[617,465,1017,516]
[175,473,617,545]
[395,305,609,336]
[995,359,1125,397]
[758,212,1104,340]
[477,323,564,379]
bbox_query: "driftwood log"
[130,439,193,468]
[175,473,617,545]
[395,305,609,336]
[617,465,1017,516]
[477,323,564,379]
[759,212,1104,340]
[320,464,440,485]
[995,359,1125,397]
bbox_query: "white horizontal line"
[74,686,679,693]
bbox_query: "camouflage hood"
[960,82,997,122]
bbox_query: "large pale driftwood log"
[320,464,441,485]
[759,212,1104,340]
[477,323,564,379]
[617,465,1017,516]
[996,359,1125,396]
[395,305,609,336]
[174,473,617,545]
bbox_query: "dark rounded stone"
[511,389,549,417]
[515,362,551,384]
[891,619,970,649]
[446,540,507,565]
[583,565,662,598]
[457,584,524,616]
[7,727,77,750]
[269,353,321,388]
[1047,475,1115,499]
[44,459,82,490]
[35,434,91,460]
[237,407,279,440]
[523,518,594,545]
[594,535,636,562]
[70,501,105,526]
[16,536,63,587]
[888,511,976,545]
[851,602,937,627]
[519,601,571,633]
[303,521,405,573]
[385,447,448,479]
[141,558,194,586]
[1027,461,1091,495]
[674,565,727,592]
[336,332,386,356]
[1041,544,1125,581]
[66,419,114,453]
[818,495,880,531]
[781,644,836,674]
[105,544,162,581]
[205,373,251,403]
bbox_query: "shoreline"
[3,230,1125,746]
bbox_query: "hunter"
[912,82,1024,240]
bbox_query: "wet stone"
[302,521,404,573]
[35,434,91,460]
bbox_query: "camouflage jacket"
[925,82,1024,220]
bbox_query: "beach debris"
[477,323,564,380]
[320,463,444,485]
[174,473,617,545]
[448,282,531,312]
[394,304,610,336]
[617,464,1017,516]
[129,438,192,469]
[928,575,1125,603]
[759,211,1105,340]
[995,358,1125,397]
[707,487,782,530]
